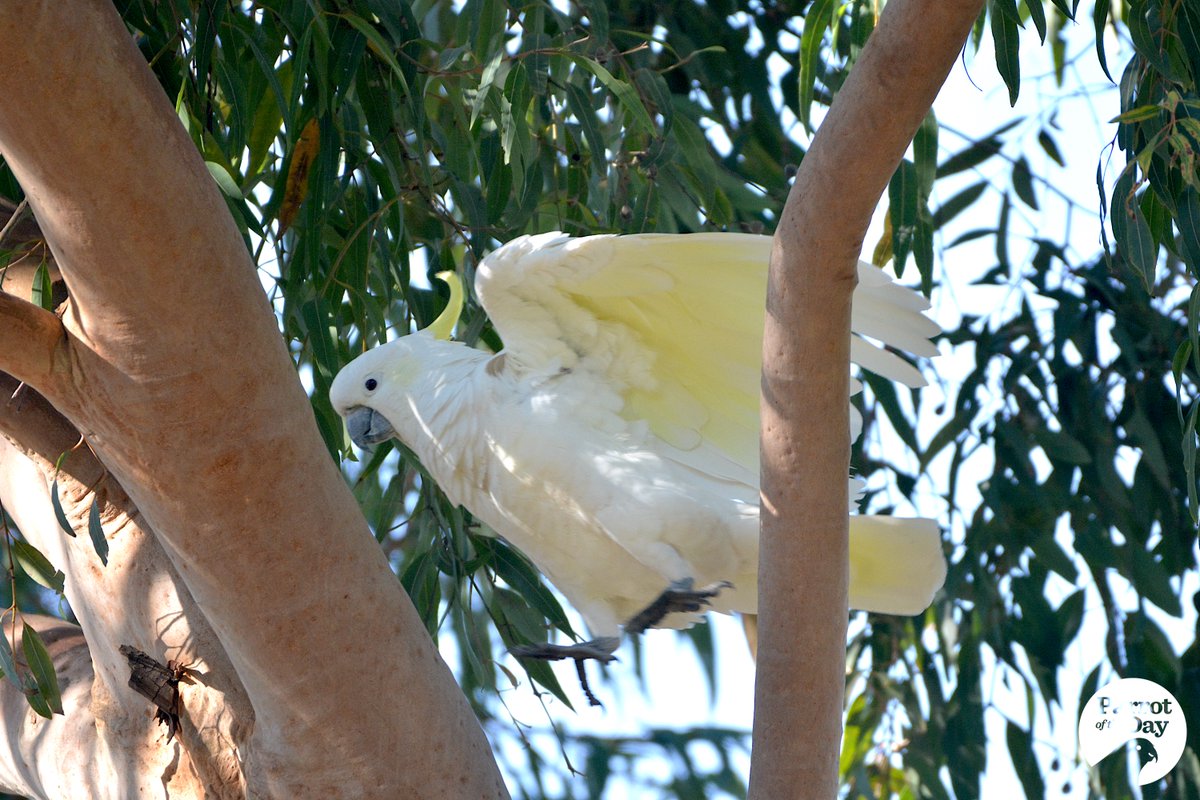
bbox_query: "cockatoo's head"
[331,271,467,450]
[329,336,427,448]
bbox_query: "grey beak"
[345,406,397,448]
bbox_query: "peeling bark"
[751,1,984,797]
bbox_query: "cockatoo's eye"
[364,378,379,392]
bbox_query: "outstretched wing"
[474,232,938,481]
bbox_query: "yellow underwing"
[278,117,320,235]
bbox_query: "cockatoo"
[330,232,945,659]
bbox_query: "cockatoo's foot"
[624,578,733,635]
[510,637,621,663]
[510,637,620,707]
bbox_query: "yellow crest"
[424,271,464,340]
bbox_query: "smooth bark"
[0,375,251,797]
[751,0,984,797]
[0,2,507,796]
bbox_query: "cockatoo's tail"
[330,232,946,637]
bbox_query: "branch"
[0,3,505,795]
[0,292,68,396]
[0,615,209,799]
[751,1,983,797]
[0,376,251,796]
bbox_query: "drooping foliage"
[0,0,1196,797]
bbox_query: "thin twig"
[0,198,29,248]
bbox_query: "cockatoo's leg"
[623,578,733,635]
[510,637,620,707]
[510,580,731,706]
[510,637,620,663]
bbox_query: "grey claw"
[624,579,734,635]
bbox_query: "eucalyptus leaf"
[87,499,108,567]
[0,629,19,690]
[12,541,65,594]
[49,479,75,538]
[21,623,62,717]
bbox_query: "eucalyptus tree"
[0,1,1194,798]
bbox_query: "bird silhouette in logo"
[1134,736,1159,770]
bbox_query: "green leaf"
[301,299,339,382]
[937,121,1016,177]
[888,159,919,276]
[1011,156,1038,210]
[0,628,20,690]
[1126,196,1159,289]
[241,50,293,173]
[520,23,550,96]
[12,541,64,594]
[1127,544,1183,616]
[566,81,606,178]
[1126,406,1172,490]
[797,0,836,130]
[933,181,988,229]
[1031,428,1091,464]
[1108,173,1156,289]
[205,161,242,199]
[1006,721,1046,800]
[672,115,718,209]
[493,587,549,644]
[399,549,441,635]
[1038,129,1064,166]
[470,51,503,128]
[1092,0,1113,81]
[49,480,75,538]
[570,56,656,133]
[1023,0,1047,42]
[914,112,939,195]
[499,62,532,173]
[990,4,1021,105]
[30,262,54,311]
[1047,0,1076,19]
[1109,104,1162,125]
[88,499,108,567]
[1183,385,1200,524]
[920,406,975,470]
[1180,4,1200,90]
[634,69,673,134]
[452,598,488,692]
[1030,532,1079,583]
[22,676,52,720]
[1172,339,1192,404]
[862,372,920,453]
[341,11,412,93]
[577,0,610,42]
[520,655,575,711]
[1056,590,1085,646]
[1126,0,1175,80]
[22,623,62,716]
[1178,188,1200,279]
[488,540,576,639]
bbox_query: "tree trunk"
[0,2,507,796]
[751,1,984,797]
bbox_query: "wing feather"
[475,232,938,479]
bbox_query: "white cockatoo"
[330,232,945,657]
